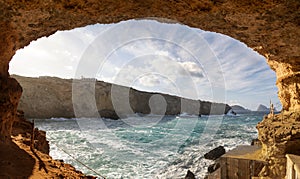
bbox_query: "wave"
[35,114,262,178]
[177,112,200,118]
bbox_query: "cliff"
[13,75,231,119]
[0,0,299,178]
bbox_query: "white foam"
[35,115,261,178]
[179,113,199,118]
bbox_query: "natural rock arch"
[1,0,299,178]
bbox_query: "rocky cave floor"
[0,111,95,179]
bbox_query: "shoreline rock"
[204,146,225,178]
[204,146,226,160]
[1,110,96,178]
[184,170,196,179]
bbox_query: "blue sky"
[9,20,280,110]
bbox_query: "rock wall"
[6,111,94,178]
[0,77,22,142]
[12,110,49,154]
[14,75,230,119]
[1,0,299,178]
[257,112,300,178]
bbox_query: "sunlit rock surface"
[13,75,230,118]
[257,112,300,178]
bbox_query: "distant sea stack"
[230,105,251,114]
[13,75,231,119]
[256,104,274,112]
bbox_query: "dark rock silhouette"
[204,146,226,160]
[207,161,220,173]
[98,109,119,120]
[205,146,225,177]
[184,170,196,179]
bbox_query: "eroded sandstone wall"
[2,0,299,110]
[0,0,299,178]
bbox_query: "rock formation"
[231,105,251,114]
[184,170,196,179]
[1,110,95,178]
[204,146,226,160]
[256,104,269,112]
[204,146,225,178]
[0,0,299,178]
[12,110,49,154]
[256,111,300,178]
[13,75,231,119]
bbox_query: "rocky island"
[230,105,251,114]
[0,0,299,178]
[256,104,270,112]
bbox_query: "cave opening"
[9,19,281,178]
[10,19,280,111]
[1,1,299,178]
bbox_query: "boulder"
[207,161,220,173]
[184,170,195,179]
[204,146,225,160]
[98,109,119,120]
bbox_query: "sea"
[34,112,265,179]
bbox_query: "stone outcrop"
[2,110,95,178]
[12,110,49,154]
[14,75,231,119]
[0,77,22,142]
[257,111,300,178]
[204,146,225,177]
[0,0,299,178]
[204,146,226,160]
[184,170,196,179]
[256,104,270,112]
[231,105,251,114]
[207,162,220,174]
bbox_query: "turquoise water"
[34,113,263,178]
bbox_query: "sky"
[9,19,280,110]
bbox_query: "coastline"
[13,75,231,119]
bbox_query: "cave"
[1,0,300,178]
[10,20,279,118]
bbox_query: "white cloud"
[154,50,170,57]
[179,61,204,78]
[64,66,73,70]
[137,75,161,87]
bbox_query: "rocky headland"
[0,0,299,178]
[230,105,251,114]
[13,75,231,119]
[256,104,269,112]
[231,104,278,114]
